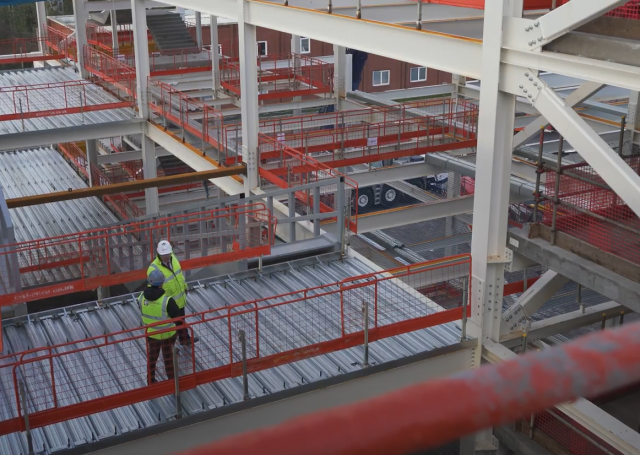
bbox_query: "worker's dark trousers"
[175,306,191,343]
[146,334,177,384]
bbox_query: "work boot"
[182,335,199,345]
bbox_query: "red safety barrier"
[0,204,275,308]
[0,80,132,123]
[168,319,640,455]
[83,46,137,97]
[0,254,470,437]
[45,26,76,61]
[220,53,334,101]
[0,37,65,64]
[257,134,359,233]
[148,79,226,152]
[540,155,640,266]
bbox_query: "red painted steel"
[0,37,64,64]
[0,80,132,122]
[0,254,471,437]
[172,319,640,455]
[83,46,137,97]
[540,156,640,266]
[257,134,359,233]
[220,53,334,101]
[0,204,276,308]
[45,26,76,61]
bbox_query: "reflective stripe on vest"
[139,293,176,340]
[147,254,187,308]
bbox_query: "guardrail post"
[577,283,584,313]
[363,300,369,368]
[337,176,346,255]
[416,0,423,30]
[618,115,626,156]
[288,190,296,243]
[313,186,321,237]
[550,135,563,245]
[461,277,468,341]
[239,330,249,400]
[532,127,544,224]
[19,380,34,455]
[173,345,182,419]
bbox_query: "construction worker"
[147,240,199,345]
[140,269,179,384]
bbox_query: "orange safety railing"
[0,36,64,64]
[258,134,359,233]
[45,25,76,60]
[0,80,132,123]
[220,53,334,101]
[148,79,225,151]
[0,204,275,308]
[83,46,137,97]
[86,23,142,51]
[0,254,470,437]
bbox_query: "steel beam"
[546,32,640,69]
[512,81,604,149]
[86,139,98,187]
[503,70,640,218]
[6,167,246,209]
[83,0,165,11]
[349,163,444,187]
[72,0,89,78]
[35,2,47,54]
[111,10,119,51]
[0,120,144,152]
[503,0,628,50]
[630,91,640,149]
[210,15,220,98]
[507,227,640,311]
[500,301,626,349]
[501,270,570,335]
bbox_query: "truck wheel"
[383,187,397,204]
[357,188,374,209]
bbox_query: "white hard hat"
[157,240,173,255]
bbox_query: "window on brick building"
[372,70,390,86]
[257,41,268,56]
[300,37,311,54]
[410,66,427,82]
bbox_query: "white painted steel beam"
[111,10,119,51]
[84,0,165,11]
[629,91,640,149]
[195,12,203,47]
[349,163,444,187]
[0,120,144,151]
[502,68,640,218]
[35,2,47,54]
[86,139,99,187]
[238,0,259,189]
[512,81,604,149]
[501,270,570,335]
[504,0,628,51]
[334,44,346,107]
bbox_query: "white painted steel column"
[86,139,98,187]
[451,74,466,100]
[333,44,346,109]
[291,35,302,116]
[465,4,523,451]
[629,91,639,151]
[131,0,150,118]
[238,0,259,189]
[195,12,203,47]
[111,10,119,53]
[210,14,220,98]
[143,135,160,214]
[35,1,47,54]
[72,0,89,78]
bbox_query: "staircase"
[146,12,197,51]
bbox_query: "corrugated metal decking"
[0,254,462,455]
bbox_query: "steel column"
[195,12,203,47]
[333,45,347,108]
[143,135,160,215]
[238,0,259,189]
[629,91,639,151]
[469,0,523,345]
[210,15,220,98]
[35,2,47,54]
[111,10,119,52]
[131,0,150,118]
[291,35,302,116]
[86,139,98,187]
[72,0,89,78]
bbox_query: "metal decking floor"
[0,254,462,454]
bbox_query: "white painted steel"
[142,135,160,215]
[72,0,89,78]
[132,0,150,118]
[210,15,220,98]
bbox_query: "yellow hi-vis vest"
[139,292,176,340]
[147,254,187,309]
